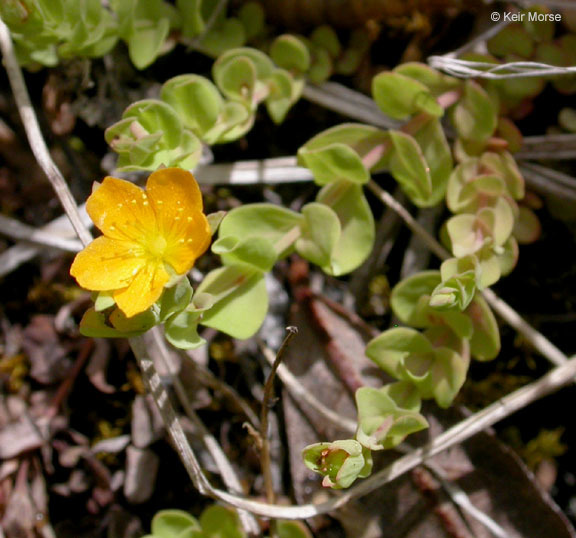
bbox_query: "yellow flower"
[71,168,211,318]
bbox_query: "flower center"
[146,234,168,259]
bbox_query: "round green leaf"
[213,55,257,103]
[199,18,246,57]
[270,34,311,73]
[453,81,497,142]
[151,509,201,537]
[372,71,443,120]
[316,181,375,275]
[199,505,245,538]
[197,266,268,339]
[413,118,453,206]
[295,202,341,271]
[387,130,432,206]
[161,75,223,137]
[310,25,341,58]
[212,235,278,272]
[466,295,500,360]
[390,270,441,326]
[298,143,369,186]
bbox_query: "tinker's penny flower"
[71,168,211,317]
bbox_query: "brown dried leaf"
[22,315,72,385]
[123,445,159,504]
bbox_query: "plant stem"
[0,19,92,247]
[259,327,298,508]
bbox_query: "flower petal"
[162,212,212,274]
[70,236,146,291]
[87,177,157,242]
[146,168,211,274]
[113,261,170,317]
[146,168,204,214]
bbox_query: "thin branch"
[259,341,357,434]
[367,181,450,260]
[0,18,92,247]
[0,204,91,278]
[183,349,260,428]
[260,327,298,506]
[0,213,83,252]
[198,353,576,519]
[520,162,576,202]
[517,134,576,161]
[302,82,400,130]
[129,336,213,495]
[149,329,260,536]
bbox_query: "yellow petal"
[70,236,146,291]
[146,168,212,274]
[113,260,170,317]
[163,213,212,274]
[87,177,157,242]
[146,168,204,215]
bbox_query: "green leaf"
[365,327,433,379]
[177,0,203,38]
[390,271,441,326]
[430,272,476,311]
[217,203,302,257]
[299,123,388,171]
[265,68,297,124]
[447,165,506,214]
[295,202,341,271]
[270,34,311,73]
[276,520,313,538]
[215,47,275,80]
[212,235,278,272]
[206,101,253,144]
[355,386,428,450]
[394,62,460,96]
[206,211,226,236]
[197,266,268,339]
[513,206,541,244]
[199,505,246,538]
[213,55,257,104]
[238,2,265,40]
[199,18,246,57]
[523,6,555,42]
[453,81,497,142]
[466,295,500,360]
[421,347,470,408]
[372,71,443,120]
[159,278,193,322]
[79,308,140,338]
[161,75,224,137]
[487,23,534,58]
[109,308,158,333]
[307,45,333,85]
[164,311,205,350]
[412,117,453,206]
[387,130,432,206]
[151,509,201,538]
[316,181,375,275]
[122,99,183,148]
[127,17,170,69]
[310,25,341,58]
[298,143,369,186]
[479,151,525,200]
[302,440,372,489]
[93,291,115,312]
[498,236,519,276]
